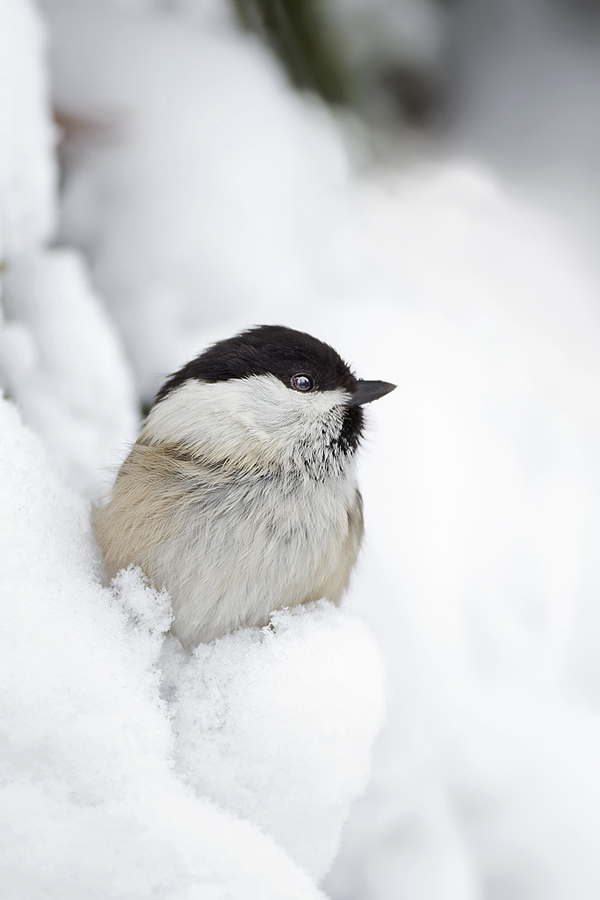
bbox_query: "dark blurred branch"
[231,0,351,105]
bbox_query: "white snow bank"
[0,249,138,498]
[49,9,347,398]
[164,601,385,882]
[0,398,323,899]
[0,0,136,499]
[0,398,383,897]
[319,170,600,898]
[333,167,600,691]
[0,0,55,258]
[444,684,600,900]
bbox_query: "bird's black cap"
[155,325,360,403]
[155,324,396,413]
[153,325,395,460]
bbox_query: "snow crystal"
[112,565,173,639]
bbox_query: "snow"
[0,397,378,898]
[0,4,384,894]
[0,249,138,498]
[0,0,136,499]
[5,0,600,897]
[165,602,384,881]
[50,9,347,399]
[321,173,600,897]
[0,0,55,257]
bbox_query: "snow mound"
[165,601,385,881]
[0,398,340,900]
[0,249,138,498]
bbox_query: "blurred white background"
[2,1,600,898]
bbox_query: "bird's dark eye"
[290,373,314,392]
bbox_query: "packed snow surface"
[165,603,384,882]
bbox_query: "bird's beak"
[348,380,396,407]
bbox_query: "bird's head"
[140,325,395,478]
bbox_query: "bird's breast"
[94,443,363,647]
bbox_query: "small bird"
[93,326,395,649]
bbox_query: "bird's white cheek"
[141,380,257,455]
[141,376,350,466]
[241,377,348,440]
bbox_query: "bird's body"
[93,327,393,649]
[94,436,363,647]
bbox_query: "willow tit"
[93,326,395,650]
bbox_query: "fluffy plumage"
[93,326,392,649]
